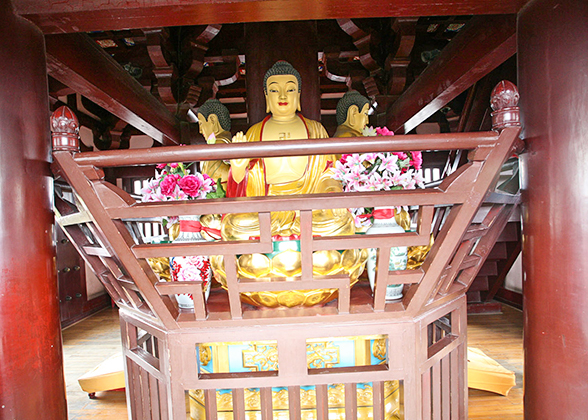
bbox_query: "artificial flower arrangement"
[331,126,425,228]
[141,162,225,227]
[141,162,225,305]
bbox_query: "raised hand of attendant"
[229,131,249,183]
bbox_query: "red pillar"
[0,3,67,419]
[519,0,588,417]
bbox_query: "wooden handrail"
[71,131,500,167]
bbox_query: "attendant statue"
[333,90,370,137]
[211,61,364,301]
[197,99,232,189]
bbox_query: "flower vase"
[170,215,212,309]
[366,208,407,301]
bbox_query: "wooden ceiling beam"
[45,33,180,145]
[386,14,516,134]
[16,0,526,34]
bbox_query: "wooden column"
[0,3,67,419]
[245,21,320,125]
[519,0,588,417]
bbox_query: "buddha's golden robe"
[333,124,362,138]
[209,115,366,304]
[223,115,355,241]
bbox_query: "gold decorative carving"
[307,342,340,369]
[216,392,233,412]
[300,388,316,409]
[372,338,388,362]
[242,344,279,372]
[199,345,212,367]
[357,384,373,406]
[244,388,261,410]
[147,257,171,281]
[273,388,289,410]
[188,383,401,419]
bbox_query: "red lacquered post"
[0,2,67,419]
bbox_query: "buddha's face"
[265,74,301,118]
[357,103,370,130]
[197,113,215,140]
[349,103,370,132]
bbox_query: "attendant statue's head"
[263,61,302,119]
[336,90,371,133]
[197,99,231,140]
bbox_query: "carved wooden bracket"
[322,46,351,86]
[143,28,175,108]
[51,105,80,152]
[186,24,222,80]
[337,19,381,74]
[386,18,418,96]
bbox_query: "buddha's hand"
[230,131,249,183]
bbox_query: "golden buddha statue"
[210,61,366,307]
[197,99,232,189]
[333,90,370,138]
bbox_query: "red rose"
[160,174,180,196]
[178,175,203,197]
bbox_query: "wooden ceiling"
[13,0,525,147]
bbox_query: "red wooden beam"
[16,0,527,34]
[45,33,180,145]
[386,15,516,134]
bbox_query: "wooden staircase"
[467,156,522,314]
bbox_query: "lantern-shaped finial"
[51,106,80,152]
[491,81,520,132]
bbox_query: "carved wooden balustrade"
[51,82,521,420]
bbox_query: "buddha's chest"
[262,119,309,184]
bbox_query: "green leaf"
[206,179,226,199]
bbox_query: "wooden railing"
[50,81,522,419]
[53,125,519,329]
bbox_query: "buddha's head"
[336,90,371,133]
[263,61,302,118]
[197,99,231,140]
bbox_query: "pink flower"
[393,152,408,161]
[160,174,180,196]
[178,175,203,197]
[379,153,399,173]
[362,153,381,164]
[345,154,364,168]
[170,184,188,200]
[375,127,394,136]
[156,163,167,169]
[170,163,179,169]
[410,151,423,170]
[362,172,386,191]
[198,177,215,198]
[342,166,368,191]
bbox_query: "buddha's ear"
[297,93,301,112]
[265,94,270,113]
[208,114,220,131]
[347,105,359,125]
